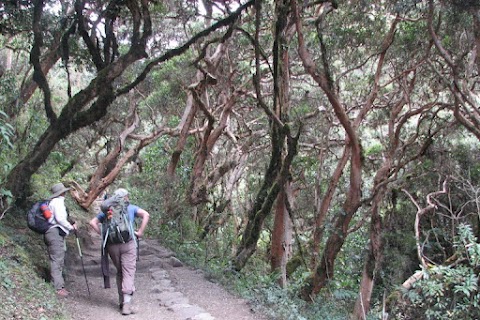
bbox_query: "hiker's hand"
[135,230,143,238]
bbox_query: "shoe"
[121,302,135,315]
[57,288,69,297]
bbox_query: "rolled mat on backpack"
[101,249,110,288]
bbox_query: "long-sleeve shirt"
[49,196,74,235]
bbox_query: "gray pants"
[107,239,137,296]
[44,227,66,290]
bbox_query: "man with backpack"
[44,182,77,297]
[89,188,150,315]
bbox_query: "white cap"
[114,188,129,197]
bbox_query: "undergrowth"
[0,212,69,320]
[157,222,353,320]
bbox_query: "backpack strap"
[123,209,138,249]
[100,208,137,248]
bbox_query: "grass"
[0,213,69,320]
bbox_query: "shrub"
[394,224,480,319]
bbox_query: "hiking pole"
[75,231,91,297]
[136,235,140,262]
[134,221,140,261]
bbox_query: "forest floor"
[62,232,270,320]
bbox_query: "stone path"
[64,234,267,320]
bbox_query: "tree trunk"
[166,10,232,180]
[166,92,198,179]
[69,106,141,209]
[271,185,293,287]
[3,8,65,119]
[301,165,363,299]
[269,0,294,286]
[427,3,480,142]
[21,50,60,105]
[232,134,283,270]
[232,0,296,271]
[353,190,386,319]
[188,89,237,205]
[311,146,350,268]
[293,2,400,299]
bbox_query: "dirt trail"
[63,234,268,320]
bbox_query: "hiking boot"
[121,302,135,315]
[56,288,69,297]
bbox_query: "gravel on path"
[63,235,268,320]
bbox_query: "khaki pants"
[107,239,137,296]
[44,227,66,290]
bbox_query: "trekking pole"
[75,231,91,297]
[136,235,140,261]
[134,221,140,261]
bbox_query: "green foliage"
[15,101,50,157]
[397,20,428,51]
[420,158,434,170]
[142,56,189,112]
[397,224,480,319]
[30,172,60,200]
[0,216,68,320]
[364,143,383,157]
[0,110,15,201]
[237,272,310,320]
[382,227,417,286]
[451,142,480,181]
[0,113,14,150]
[46,151,73,174]
[0,71,18,107]
[229,267,352,320]
[329,225,366,292]
[142,137,171,175]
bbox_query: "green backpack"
[100,194,134,245]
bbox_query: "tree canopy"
[1,0,480,319]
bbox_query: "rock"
[151,270,169,280]
[188,313,216,320]
[168,303,206,318]
[170,257,183,267]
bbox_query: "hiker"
[89,188,150,315]
[44,182,77,297]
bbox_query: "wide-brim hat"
[49,183,71,199]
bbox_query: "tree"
[232,0,300,272]
[426,1,480,142]
[0,0,255,212]
[3,0,152,208]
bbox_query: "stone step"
[65,237,234,320]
